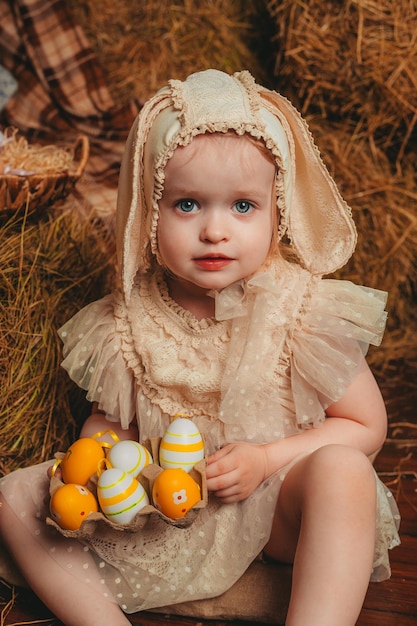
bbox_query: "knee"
[303,444,376,501]
[80,413,138,443]
[309,443,373,470]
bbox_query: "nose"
[200,208,229,243]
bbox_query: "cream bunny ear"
[116,113,139,301]
[259,88,357,275]
[116,91,172,302]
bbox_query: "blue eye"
[234,201,253,214]
[177,199,197,213]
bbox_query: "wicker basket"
[0,134,89,214]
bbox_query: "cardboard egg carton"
[46,437,207,538]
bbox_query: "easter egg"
[152,468,201,519]
[97,468,150,525]
[159,417,204,472]
[107,440,153,477]
[60,437,105,485]
[50,484,98,531]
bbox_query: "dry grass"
[0,203,114,475]
[267,0,417,406]
[268,0,417,164]
[69,0,267,104]
[309,120,417,313]
[1,0,416,477]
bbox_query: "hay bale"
[0,204,114,475]
[266,0,417,412]
[3,0,414,478]
[306,118,417,389]
[69,0,267,105]
[306,118,417,422]
[268,0,417,163]
[309,119,417,311]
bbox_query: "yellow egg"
[107,440,153,477]
[159,417,204,473]
[97,468,150,524]
[50,484,98,530]
[152,468,201,519]
[60,437,105,485]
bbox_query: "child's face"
[157,133,276,298]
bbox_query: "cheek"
[157,217,185,266]
[255,216,275,255]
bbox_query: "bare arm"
[206,360,387,502]
[262,360,387,476]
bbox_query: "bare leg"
[265,444,376,626]
[0,495,131,626]
[79,410,139,444]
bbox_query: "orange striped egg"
[107,440,153,478]
[97,468,149,524]
[159,417,204,473]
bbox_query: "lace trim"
[114,273,231,422]
[235,70,260,113]
[150,271,219,332]
[113,292,143,398]
[112,264,388,440]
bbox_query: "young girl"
[0,69,400,626]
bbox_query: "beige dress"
[0,260,400,613]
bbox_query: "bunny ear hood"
[116,69,357,302]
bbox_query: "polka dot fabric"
[0,261,400,612]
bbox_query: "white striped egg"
[97,468,149,524]
[159,417,204,473]
[107,440,153,477]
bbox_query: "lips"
[194,255,233,270]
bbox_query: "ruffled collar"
[213,270,285,321]
[121,263,313,437]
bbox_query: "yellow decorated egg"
[159,417,204,472]
[60,437,105,485]
[107,440,153,477]
[50,484,98,530]
[97,468,150,524]
[152,468,201,519]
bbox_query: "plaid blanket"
[0,0,141,216]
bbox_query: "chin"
[168,270,241,296]
[211,281,235,291]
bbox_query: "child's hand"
[206,442,268,503]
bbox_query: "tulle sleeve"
[290,279,388,429]
[58,294,136,429]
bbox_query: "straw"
[69,0,267,104]
[0,202,114,475]
[268,0,417,163]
